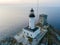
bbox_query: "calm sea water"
[0,5,60,40]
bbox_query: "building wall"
[33,28,40,38]
[29,17,35,29]
[23,27,40,38]
[39,15,47,25]
[39,17,44,25]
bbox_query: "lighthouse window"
[27,33,29,35]
[31,34,32,36]
[24,32,25,33]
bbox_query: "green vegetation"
[28,37,33,44]
[19,42,23,45]
[49,25,56,32]
[10,38,17,45]
[36,22,54,45]
[1,40,7,43]
[46,26,53,45]
[36,23,43,28]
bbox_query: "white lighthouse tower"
[29,8,35,29]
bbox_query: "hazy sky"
[0,0,60,5]
[0,0,60,7]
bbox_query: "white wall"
[33,28,40,38]
[23,27,40,38]
[29,17,35,29]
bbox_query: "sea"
[0,5,60,40]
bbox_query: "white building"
[23,8,40,38]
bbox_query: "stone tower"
[39,14,47,26]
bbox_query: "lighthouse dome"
[29,13,35,17]
[29,8,35,17]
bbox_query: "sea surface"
[0,5,60,40]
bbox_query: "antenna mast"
[37,0,39,16]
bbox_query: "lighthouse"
[29,8,35,29]
[23,8,40,38]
